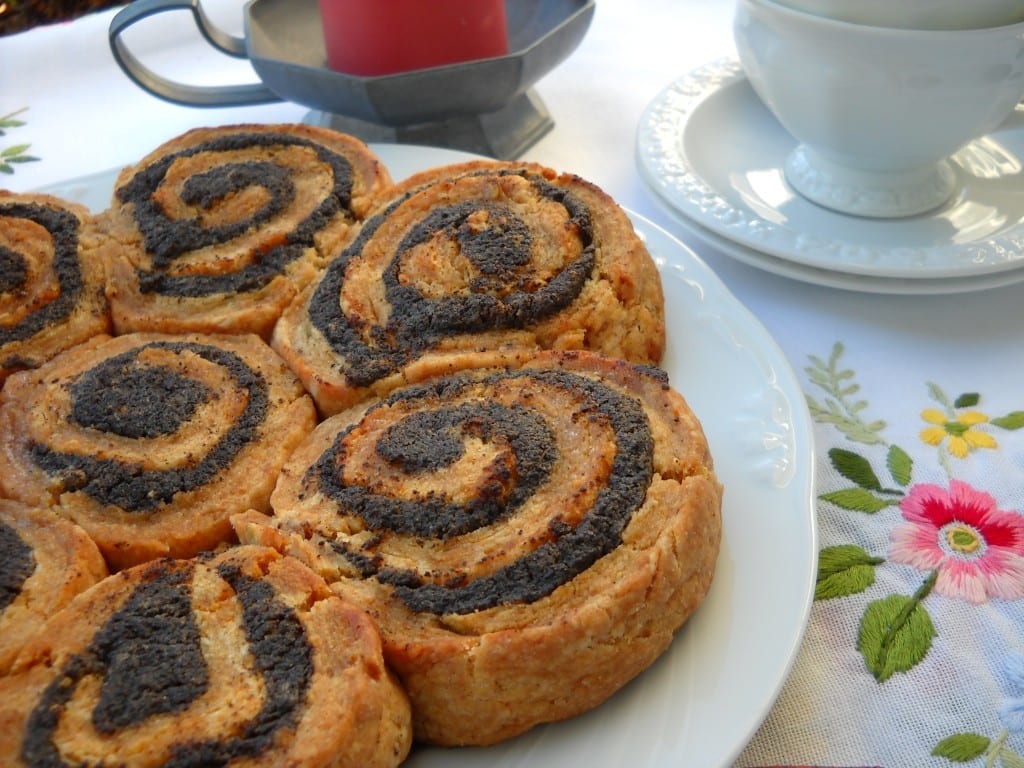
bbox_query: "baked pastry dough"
[99,123,392,338]
[0,499,108,675]
[0,191,110,387]
[272,160,665,415]
[0,545,412,768]
[234,349,722,745]
[0,331,316,570]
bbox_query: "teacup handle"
[108,0,282,107]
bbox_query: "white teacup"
[733,0,1024,218]
[769,0,1024,30]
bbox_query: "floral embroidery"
[932,654,1024,764]
[889,481,1024,604]
[999,654,1024,735]
[0,107,40,174]
[919,407,997,458]
[806,343,1024,766]
[918,384,1024,472]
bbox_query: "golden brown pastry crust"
[272,160,665,415]
[0,545,412,768]
[0,331,317,570]
[234,349,721,746]
[98,123,393,339]
[0,191,111,387]
[0,499,108,675]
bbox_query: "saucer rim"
[635,57,1024,282]
[661,201,1024,295]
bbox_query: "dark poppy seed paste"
[315,401,556,540]
[19,560,314,768]
[115,132,356,297]
[21,565,206,764]
[70,360,212,439]
[0,203,83,345]
[90,568,208,731]
[162,565,313,767]
[307,170,596,388]
[311,367,653,614]
[29,340,269,512]
[0,520,35,612]
[0,246,29,293]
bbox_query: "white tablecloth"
[2,2,1023,766]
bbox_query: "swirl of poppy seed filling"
[0,203,83,345]
[316,401,557,540]
[312,367,654,614]
[307,170,596,387]
[115,132,356,297]
[28,341,269,512]
[20,561,313,767]
[0,520,36,612]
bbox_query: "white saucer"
[636,58,1024,293]
[670,205,1024,295]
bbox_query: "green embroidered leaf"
[838,381,860,398]
[887,445,913,487]
[806,397,886,445]
[829,448,882,490]
[805,343,887,445]
[992,411,1024,430]
[954,393,980,409]
[0,107,28,130]
[932,733,990,762]
[804,364,831,389]
[0,110,38,174]
[820,488,893,513]
[816,545,883,599]
[1001,750,1024,768]
[858,590,937,682]
[928,382,954,410]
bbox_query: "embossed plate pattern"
[636,58,1024,285]
[40,143,817,768]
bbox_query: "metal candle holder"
[110,0,595,158]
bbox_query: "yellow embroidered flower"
[920,408,997,458]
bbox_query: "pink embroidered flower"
[889,480,1024,603]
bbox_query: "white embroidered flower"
[998,653,1024,734]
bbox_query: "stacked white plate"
[636,58,1024,294]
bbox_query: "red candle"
[318,0,509,76]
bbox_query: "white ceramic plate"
[671,206,1024,295]
[636,58,1024,291]
[39,144,817,768]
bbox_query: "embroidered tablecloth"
[1,1,1022,766]
[741,341,1024,767]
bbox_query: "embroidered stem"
[860,569,939,681]
[878,570,937,659]
[985,729,1008,768]
[939,449,955,480]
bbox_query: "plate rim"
[625,208,818,767]
[652,189,1024,295]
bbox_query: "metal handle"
[108,0,282,107]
